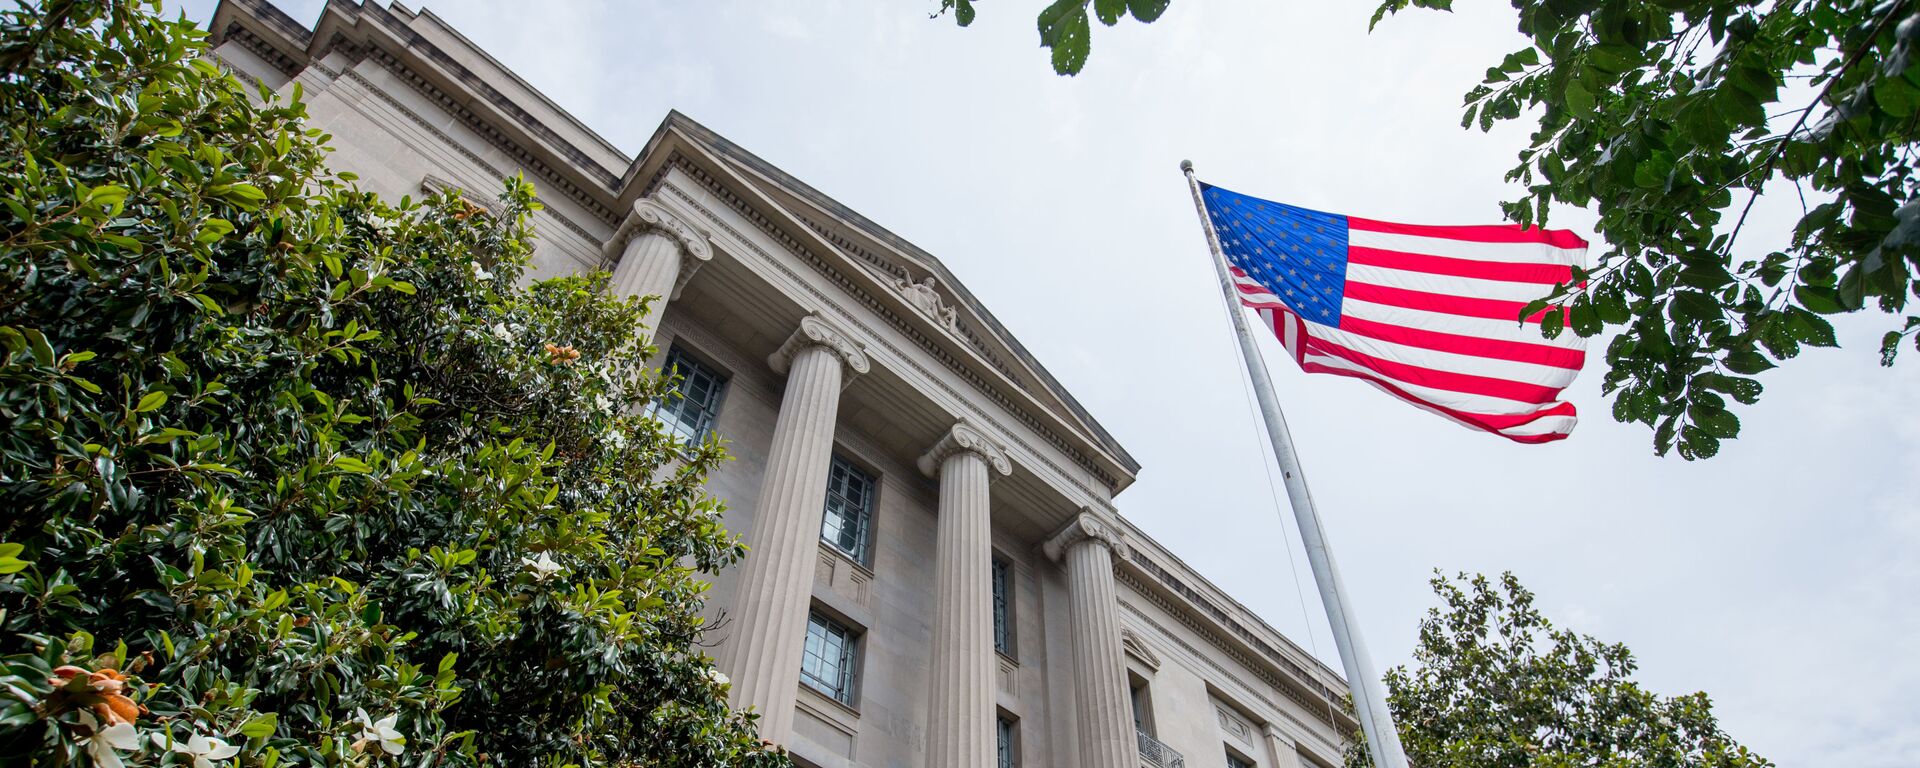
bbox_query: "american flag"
[1199,182,1590,444]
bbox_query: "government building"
[207,2,1360,766]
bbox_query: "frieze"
[363,48,619,227]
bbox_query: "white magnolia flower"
[605,429,628,449]
[152,730,240,768]
[704,668,730,688]
[490,322,516,344]
[469,262,493,281]
[355,708,406,756]
[522,552,562,580]
[78,712,139,768]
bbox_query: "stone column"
[916,423,1012,768]
[1043,510,1139,768]
[606,198,710,336]
[718,314,869,743]
[1263,723,1307,768]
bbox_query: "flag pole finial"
[1179,159,1194,173]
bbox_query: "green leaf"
[1094,0,1125,25]
[135,391,168,412]
[21,328,54,367]
[1783,307,1837,347]
[1873,74,1920,117]
[1723,348,1775,375]
[1794,284,1846,314]
[1038,0,1093,75]
[1688,402,1740,438]
[239,713,278,739]
[1563,81,1595,113]
[1127,0,1171,22]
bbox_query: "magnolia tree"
[1346,573,1771,768]
[0,2,786,766]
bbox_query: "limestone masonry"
[209,2,1360,765]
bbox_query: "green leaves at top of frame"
[939,0,1172,75]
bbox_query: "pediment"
[676,130,1137,480]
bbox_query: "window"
[800,611,858,705]
[992,558,1012,655]
[650,346,727,442]
[1226,751,1255,768]
[1130,675,1156,734]
[820,455,875,562]
[997,715,1018,768]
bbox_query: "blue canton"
[1200,183,1350,328]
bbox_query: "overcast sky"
[181,1,1918,764]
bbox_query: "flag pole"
[1180,160,1410,768]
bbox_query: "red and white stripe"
[1231,218,1588,444]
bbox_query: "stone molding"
[1041,509,1128,563]
[1119,628,1162,671]
[605,198,713,299]
[916,421,1014,479]
[1115,597,1347,759]
[328,66,604,247]
[768,313,871,385]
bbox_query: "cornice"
[1113,552,1353,730]
[329,66,603,246]
[1114,587,1351,760]
[361,47,618,225]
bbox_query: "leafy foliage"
[935,0,1169,75]
[0,2,786,766]
[1372,0,1920,458]
[1346,572,1771,768]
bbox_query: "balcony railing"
[1137,728,1186,768]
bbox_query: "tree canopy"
[0,2,785,766]
[1371,0,1920,459]
[1346,572,1771,768]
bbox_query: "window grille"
[649,346,726,442]
[800,612,858,704]
[820,455,875,562]
[992,558,1012,655]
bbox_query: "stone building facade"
[207,2,1360,766]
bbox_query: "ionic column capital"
[606,198,712,297]
[1042,508,1128,563]
[767,313,871,384]
[917,421,1013,479]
